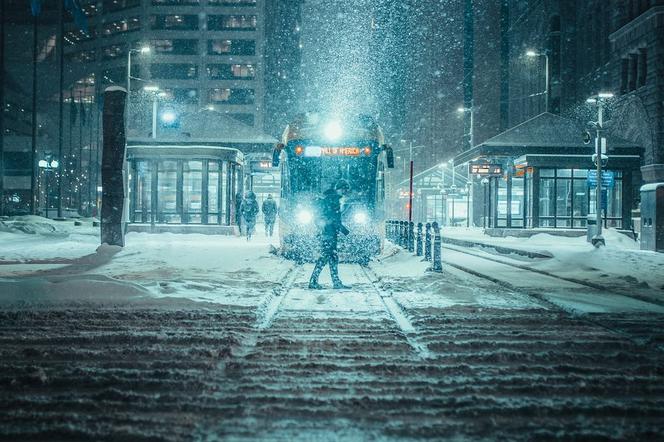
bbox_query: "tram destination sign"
[469,162,503,177]
[304,146,369,157]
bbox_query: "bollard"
[424,222,432,261]
[399,221,405,248]
[408,221,415,252]
[401,221,408,248]
[431,221,443,272]
[416,222,423,256]
[387,220,392,242]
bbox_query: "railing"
[385,220,442,272]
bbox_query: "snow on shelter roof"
[454,112,641,164]
[127,109,278,145]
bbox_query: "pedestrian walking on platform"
[262,194,278,237]
[241,191,259,241]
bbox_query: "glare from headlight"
[296,209,313,224]
[353,212,368,224]
[324,121,343,141]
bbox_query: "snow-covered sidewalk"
[439,227,664,301]
[0,216,291,309]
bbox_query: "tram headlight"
[353,211,368,224]
[296,209,313,225]
[324,121,343,141]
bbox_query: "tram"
[272,113,394,263]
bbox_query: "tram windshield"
[289,156,376,201]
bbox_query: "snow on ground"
[442,227,664,298]
[0,216,290,309]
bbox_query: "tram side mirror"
[272,143,284,167]
[383,145,395,169]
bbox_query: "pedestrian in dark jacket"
[235,191,244,234]
[262,194,278,237]
[241,191,259,240]
[309,179,351,289]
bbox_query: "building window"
[160,88,199,104]
[227,113,255,126]
[64,29,95,45]
[208,88,255,105]
[538,168,622,228]
[208,0,256,5]
[102,44,126,60]
[638,48,648,88]
[65,50,96,63]
[207,15,257,31]
[150,15,199,30]
[152,0,199,4]
[151,63,198,79]
[207,64,255,80]
[628,53,638,91]
[152,39,198,55]
[620,58,629,94]
[103,0,140,12]
[207,39,255,56]
[101,17,141,37]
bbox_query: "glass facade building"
[127,145,243,226]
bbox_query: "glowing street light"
[526,49,550,112]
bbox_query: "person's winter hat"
[334,179,350,191]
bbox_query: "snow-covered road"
[1,218,664,440]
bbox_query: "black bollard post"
[387,220,392,242]
[398,221,404,247]
[401,221,407,248]
[416,222,423,256]
[424,222,432,261]
[408,221,415,252]
[431,221,443,272]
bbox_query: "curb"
[441,236,552,259]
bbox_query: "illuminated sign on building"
[469,162,503,177]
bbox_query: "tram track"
[439,244,664,350]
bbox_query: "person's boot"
[330,260,350,289]
[309,260,324,289]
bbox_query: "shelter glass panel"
[135,161,152,222]
[208,161,220,224]
[183,161,203,223]
[158,160,179,223]
[511,177,525,227]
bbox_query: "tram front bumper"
[282,232,381,263]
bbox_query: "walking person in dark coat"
[241,191,259,240]
[235,191,244,235]
[262,194,278,237]
[308,179,351,289]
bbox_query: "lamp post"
[481,177,489,228]
[38,157,59,218]
[126,45,150,121]
[456,103,474,150]
[142,85,163,139]
[526,50,550,113]
[586,92,614,247]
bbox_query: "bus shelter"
[392,162,471,226]
[127,145,243,232]
[124,109,277,233]
[453,113,642,231]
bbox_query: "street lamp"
[38,157,59,218]
[457,103,474,150]
[526,49,550,113]
[586,92,614,248]
[127,45,151,119]
[143,85,166,139]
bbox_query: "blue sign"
[587,170,614,189]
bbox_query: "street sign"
[469,162,503,177]
[587,170,614,188]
